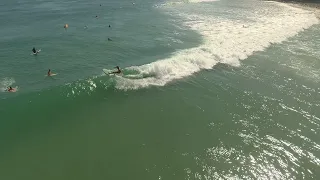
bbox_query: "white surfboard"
[103,69,122,76]
[103,69,113,75]
[45,73,58,77]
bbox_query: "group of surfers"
[7,50,122,92]
[7,3,120,93]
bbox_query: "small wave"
[65,78,100,97]
[153,0,219,8]
[153,1,183,8]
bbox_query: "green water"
[1,0,320,179]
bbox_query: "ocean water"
[1,0,320,179]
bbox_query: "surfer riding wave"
[109,66,121,74]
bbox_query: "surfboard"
[8,89,16,92]
[103,69,122,76]
[7,87,17,92]
[45,73,58,77]
[103,69,113,75]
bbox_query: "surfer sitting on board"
[109,66,121,74]
[32,47,37,54]
[48,69,52,76]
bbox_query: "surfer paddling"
[109,66,121,74]
[7,86,14,92]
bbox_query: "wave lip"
[153,0,219,8]
[116,1,319,90]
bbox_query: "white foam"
[116,1,319,90]
[0,77,15,92]
[153,0,219,8]
[188,0,219,2]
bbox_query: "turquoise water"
[1,0,320,179]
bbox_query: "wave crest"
[114,2,319,90]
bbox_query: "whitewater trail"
[0,77,15,92]
[113,1,318,90]
[114,1,318,90]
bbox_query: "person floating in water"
[32,47,37,54]
[109,66,121,74]
[108,38,112,41]
[109,25,111,28]
[7,86,14,92]
[48,69,52,76]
